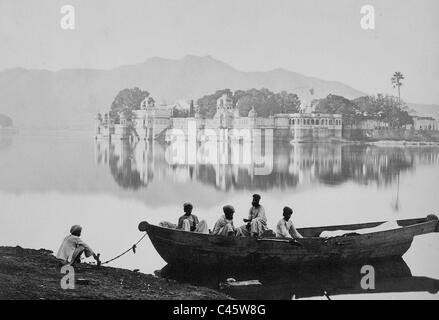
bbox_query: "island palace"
[95,94,343,142]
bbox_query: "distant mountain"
[0,55,367,129]
[0,113,13,128]
[0,55,436,129]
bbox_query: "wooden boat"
[138,215,439,268]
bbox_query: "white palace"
[95,94,343,142]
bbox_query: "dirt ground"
[0,246,230,300]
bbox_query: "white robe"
[160,215,209,234]
[181,219,209,234]
[239,205,267,236]
[212,215,242,236]
[56,235,95,263]
[275,218,302,238]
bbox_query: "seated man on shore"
[238,194,268,237]
[212,205,243,237]
[177,202,209,234]
[276,206,303,239]
[56,225,101,266]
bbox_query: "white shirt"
[248,205,267,225]
[276,218,302,238]
[56,235,94,262]
[213,215,235,234]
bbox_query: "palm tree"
[391,72,404,104]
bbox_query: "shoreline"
[345,139,439,147]
[0,246,231,300]
[288,138,439,146]
[366,140,439,147]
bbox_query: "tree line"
[108,82,413,128]
[196,88,301,118]
[313,94,413,127]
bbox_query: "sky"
[0,0,438,104]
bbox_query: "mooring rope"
[101,232,148,265]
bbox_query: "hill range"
[0,55,437,129]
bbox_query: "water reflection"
[321,146,414,186]
[1,133,438,299]
[0,134,13,150]
[95,139,439,192]
[158,258,439,300]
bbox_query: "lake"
[1,129,439,300]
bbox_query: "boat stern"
[427,214,439,232]
[138,221,150,232]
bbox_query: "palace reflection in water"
[94,137,439,192]
[0,134,13,151]
[1,132,438,300]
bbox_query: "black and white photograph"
[0,0,439,304]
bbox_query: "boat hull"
[143,217,438,268]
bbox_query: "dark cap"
[252,194,261,200]
[183,202,193,210]
[223,205,235,215]
[70,225,82,236]
[283,206,293,216]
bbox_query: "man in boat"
[238,194,268,237]
[177,202,209,234]
[212,205,243,237]
[56,225,101,266]
[275,206,303,239]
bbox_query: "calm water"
[1,130,439,300]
